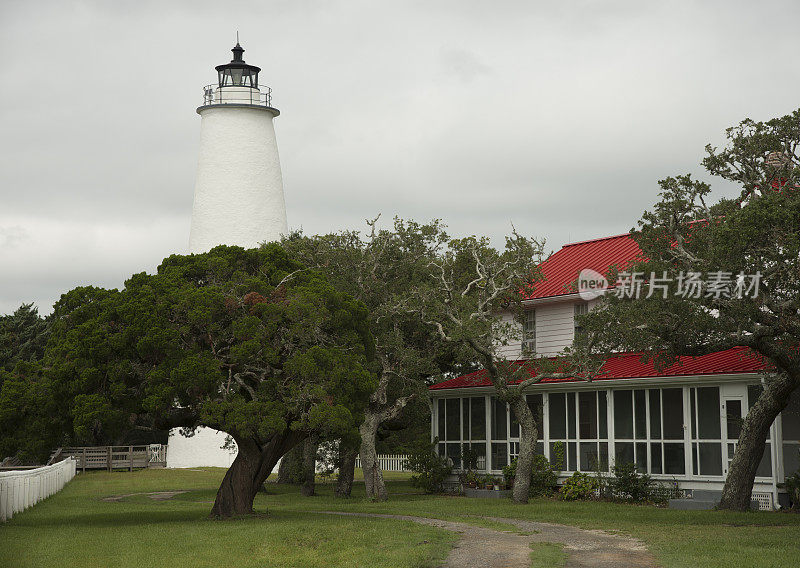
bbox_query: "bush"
[560,472,599,501]
[785,468,800,510]
[608,462,677,504]
[610,462,652,501]
[502,455,557,496]
[405,439,452,493]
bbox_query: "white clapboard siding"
[354,454,410,472]
[535,302,575,356]
[0,458,77,522]
[495,311,522,358]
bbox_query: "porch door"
[721,386,745,476]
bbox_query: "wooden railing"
[354,454,410,472]
[58,445,167,472]
[0,458,77,522]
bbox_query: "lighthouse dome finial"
[231,40,245,63]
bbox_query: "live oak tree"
[282,218,455,500]
[578,109,800,511]
[415,231,598,504]
[44,245,375,517]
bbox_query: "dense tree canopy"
[282,218,467,500]
[1,244,376,517]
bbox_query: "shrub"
[610,462,653,501]
[785,467,800,510]
[560,472,599,501]
[405,438,452,493]
[502,455,557,496]
[531,454,558,496]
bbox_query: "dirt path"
[101,491,188,502]
[320,512,659,568]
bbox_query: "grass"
[530,542,567,568]
[0,468,453,568]
[3,467,800,567]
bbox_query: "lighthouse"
[189,41,288,253]
[169,42,288,469]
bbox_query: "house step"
[690,489,722,501]
[669,498,718,510]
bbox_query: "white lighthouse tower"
[169,42,288,469]
[189,41,288,253]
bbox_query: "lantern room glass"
[218,67,258,88]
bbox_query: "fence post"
[129,446,133,472]
[107,446,112,472]
[82,447,86,473]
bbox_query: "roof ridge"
[561,232,634,249]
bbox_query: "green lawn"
[2,467,800,567]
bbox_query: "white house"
[428,233,800,509]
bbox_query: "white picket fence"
[355,454,410,472]
[0,458,77,522]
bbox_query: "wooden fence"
[0,458,77,522]
[354,454,410,472]
[57,445,167,472]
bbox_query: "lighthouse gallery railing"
[201,84,274,107]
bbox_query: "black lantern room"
[215,43,260,88]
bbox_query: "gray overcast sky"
[1,0,799,315]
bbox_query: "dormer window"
[523,310,536,354]
[574,302,589,338]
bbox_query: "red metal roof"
[429,347,768,390]
[525,233,642,300]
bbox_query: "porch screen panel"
[690,387,722,477]
[781,388,800,478]
[446,398,460,441]
[491,397,507,440]
[470,397,486,440]
[662,389,684,439]
[549,393,567,439]
[437,399,445,441]
[614,390,634,439]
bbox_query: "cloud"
[1,0,798,314]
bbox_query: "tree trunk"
[300,437,318,497]
[509,395,538,504]
[719,374,798,511]
[359,412,388,501]
[276,443,304,484]
[335,442,358,498]
[210,432,302,517]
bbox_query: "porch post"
[485,394,491,472]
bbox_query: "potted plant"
[484,476,494,491]
[466,470,478,488]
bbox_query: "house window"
[613,388,686,475]
[574,302,589,338]
[437,396,488,470]
[689,387,723,476]
[781,387,800,479]
[523,310,536,354]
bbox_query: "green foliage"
[610,462,654,502]
[784,465,800,510]
[503,455,557,496]
[560,472,599,501]
[1,244,376,465]
[405,438,452,493]
[0,303,49,373]
[550,441,565,472]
